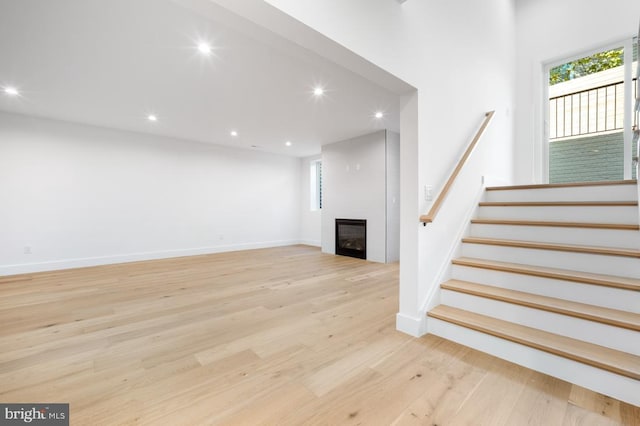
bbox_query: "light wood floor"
[0,245,638,425]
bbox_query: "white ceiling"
[0,0,401,157]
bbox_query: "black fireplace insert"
[335,219,366,259]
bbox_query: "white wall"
[263,0,517,336]
[0,111,301,275]
[321,131,387,262]
[514,0,640,184]
[299,154,322,246]
[385,131,400,263]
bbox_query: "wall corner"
[395,312,427,337]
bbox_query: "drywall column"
[396,91,424,336]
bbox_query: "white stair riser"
[451,264,640,312]
[440,290,639,355]
[484,185,638,203]
[427,318,640,406]
[461,243,639,278]
[476,206,638,223]
[469,224,640,249]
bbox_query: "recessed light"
[147,114,158,122]
[375,111,384,119]
[4,86,19,96]
[285,141,292,147]
[313,87,324,96]
[230,130,238,137]
[197,42,212,56]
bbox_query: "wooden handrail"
[420,110,495,224]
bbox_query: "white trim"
[544,39,631,70]
[623,38,633,180]
[0,240,301,276]
[540,61,549,183]
[299,239,321,247]
[395,312,426,337]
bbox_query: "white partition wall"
[0,112,302,275]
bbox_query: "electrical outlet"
[23,246,32,255]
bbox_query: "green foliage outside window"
[549,48,624,85]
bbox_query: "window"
[310,160,322,211]
[546,42,638,182]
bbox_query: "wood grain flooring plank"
[0,246,635,425]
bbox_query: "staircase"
[426,179,640,406]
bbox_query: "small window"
[310,160,322,211]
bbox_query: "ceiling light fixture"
[230,130,238,137]
[313,87,324,96]
[375,111,384,119]
[147,114,158,122]
[197,42,212,56]
[285,141,292,147]
[4,86,19,96]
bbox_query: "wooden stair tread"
[470,219,639,230]
[427,305,640,380]
[487,180,637,191]
[452,257,640,291]
[462,237,640,258]
[479,201,638,207]
[441,279,640,331]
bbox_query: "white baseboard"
[396,312,427,337]
[298,239,321,247]
[0,240,300,276]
